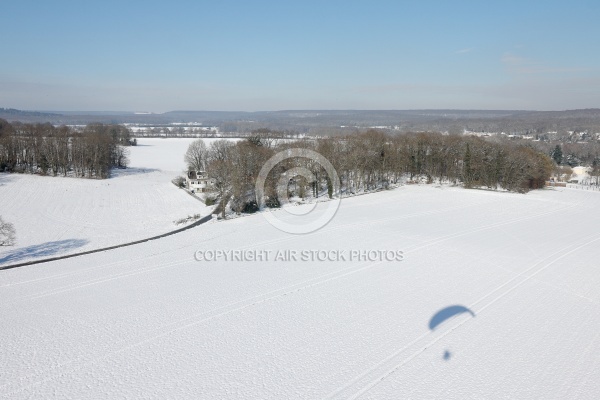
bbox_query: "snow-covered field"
[128,137,240,173]
[0,138,210,266]
[1,181,600,398]
[128,137,198,172]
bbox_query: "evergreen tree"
[550,145,563,165]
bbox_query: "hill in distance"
[2,107,600,135]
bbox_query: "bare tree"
[113,145,130,168]
[205,140,236,218]
[591,159,600,185]
[0,216,16,246]
[184,139,208,172]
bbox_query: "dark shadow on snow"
[0,172,17,185]
[429,305,475,361]
[0,215,212,271]
[0,239,89,265]
[429,305,475,330]
[110,167,159,178]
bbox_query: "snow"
[128,137,198,172]
[127,137,239,173]
[1,181,600,398]
[0,138,211,266]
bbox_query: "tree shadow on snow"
[0,172,17,186]
[110,167,159,178]
[0,239,89,265]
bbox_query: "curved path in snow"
[0,215,212,271]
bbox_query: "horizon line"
[4,107,600,115]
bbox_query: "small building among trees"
[570,166,592,183]
[186,170,213,193]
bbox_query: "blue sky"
[1,0,599,112]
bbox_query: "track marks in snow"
[3,191,570,306]
[3,192,583,396]
[329,232,600,400]
[1,258,390,396]
[4,187,599,398]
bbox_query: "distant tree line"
[0,120,131,179]
[545,141,600,168]
[185,129,554,217]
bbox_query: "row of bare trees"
[0,120,131,179]
[186,130,554,217]
[315,131,553,193]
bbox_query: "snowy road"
[1,185,599,399]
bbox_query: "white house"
[186,170,213,193]
[570,166,592,183]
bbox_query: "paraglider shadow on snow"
[429,305,475,330]
[429,305,475,361]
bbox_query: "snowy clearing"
[1,184,599,399]
[128,137,240,173]
[0,138,212,266]
[128,137,198,173]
